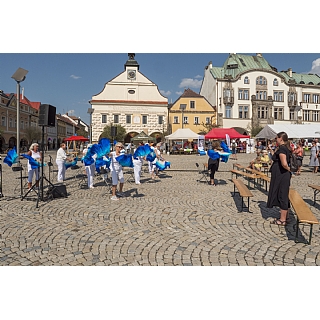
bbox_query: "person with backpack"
[231,140,237,160]
[267,132,292,226]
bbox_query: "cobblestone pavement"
[1,150,320,266]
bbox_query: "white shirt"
[27,150,41,170]
[109,151,122,172]
[56,147,67,161]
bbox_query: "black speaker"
[47,184,67,198]
[111,126,117,136]
[38,104,56,127]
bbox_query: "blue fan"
[65,157,77,170]
[218,152,232,163]
[115,154,133,167]
[207,149,220,160]
[91,138,111,158]
[133,144,153,159]
[155,159,171,171]
[21,154,46,169]
[3,147,19,167]
[82,145,95,166]
[220,141,231,153]
[95,156,111,173]
[198,149,206,156]
[146,151,156,162]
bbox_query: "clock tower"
[125,53,139,81]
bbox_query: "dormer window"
[256,76,267,85]
[273,78,278,86]
[244,76,249,84]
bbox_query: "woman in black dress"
[267,132,292,226]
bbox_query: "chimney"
[256,53,262,58]
[208,61,212,69]
[66,112,68,116]
[288,68,292,77]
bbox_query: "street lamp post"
[87,108,94,144]
[11,68,28,155]
[179,104,186,129]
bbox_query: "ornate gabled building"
[169,88,216,134]
[89,53,168,143]
[200,53,320,134]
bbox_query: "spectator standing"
[309,140,319,173]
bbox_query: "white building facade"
[89,54,168,143]
[200,53,320,134]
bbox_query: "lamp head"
[11,67,28,82]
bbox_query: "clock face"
[127,70,136,80]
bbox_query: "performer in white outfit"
[56,143,69,182]
[27,143,42,189]
[133,143,144,185]
[109,142,125,200]
[82,145,95,189]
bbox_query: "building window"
[158,115,164,124]
[303,93,311,103]
[174,116,179,124]
[239,106,249,119]
[289,107,295,120]
[101,115,107,123]
[9,118,12,128]
[194,117,199,124]
[274,91,284,102]
[183,116,188,124]
[126,115,131,124]
[21,120,24,129]
[244,76,249,84]
[114,114,119,123]
[273,78,278,86]
[225,105,232,118]
[239,89,249,100]
[205,117,210,124]
[256,76,267,85]
[142,115,147,124]
[14,119,17,128]
[312,110,319,122]
[313,94,319,104]
[303,110,310,121]
[256,91,267,100]
[274,107,284,120]
[257,106,268,119]
[288,92,296,102]
[1,116,6,126]
[190,101,195,109]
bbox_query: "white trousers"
[133,160,142,183]
[85,163,95,188]
[56,160,66,182]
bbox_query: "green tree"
[250,126,264,137]
[197,121,219,135]
[76,127,89,138]
[25,126,42,144]
[100,124,126,142]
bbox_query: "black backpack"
[289,153,298,172]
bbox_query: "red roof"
[205,128,250,139]
[6,93,40,110]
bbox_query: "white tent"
[255,124,320,139]
[165,128,199,140]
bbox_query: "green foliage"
[197,121,219,135]
[251,126,264,137]
[25,126,42,144]
[76,127,89,138]
[100,124,126,142]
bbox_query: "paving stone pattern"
[1,151,320,266]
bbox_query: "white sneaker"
[111,195,119,201]
[90,186,95,189]
[135,182,141,185]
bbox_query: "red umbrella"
[205,128,250,139]
[64,135,89,142]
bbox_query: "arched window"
[256,76,267,85]
[273,78,278,86]
[244,76,249,84]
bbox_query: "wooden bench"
[230,169,257,188]
[232,178,253,212]
[308,184,320,205]
[289,189,319,245]
[245,168,271,191]
[233,163,247,171]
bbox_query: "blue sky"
[1,53,320,125]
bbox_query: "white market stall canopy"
[255,124,320,139]
[165,128,200,140]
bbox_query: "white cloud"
[309,58,320,75]
[179,78,202,89]
[67,109,75,115]
[70,74,81,79]
[176,91,183,95]
[195,75,203,79]
[160,90,171,96]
